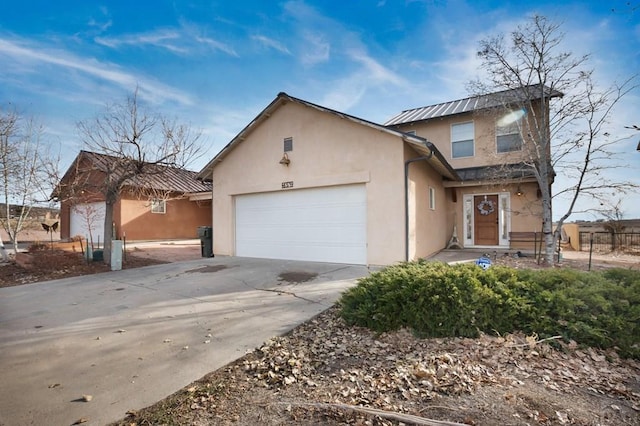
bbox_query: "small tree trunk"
[103,198,115,265]
[542,221,555,265]
[9,229,19,256]
[540,181,555,265]
[0,233,8,261]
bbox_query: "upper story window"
[496,120,523,153]
[151,199,166,214]
[451,122,474,158]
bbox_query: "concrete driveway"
[0,256,369,426]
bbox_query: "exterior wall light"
[515,185,524,196]
[279,153,290,166]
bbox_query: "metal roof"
[58,151,211,195]
[455,163,537,182]
[384,85,563,126]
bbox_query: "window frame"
[151,199,166,214]
[428,187,436,210]
[451,121,475,159]
[496,120,523,153]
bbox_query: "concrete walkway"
[0,257,369,426]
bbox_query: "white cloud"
[86,6,112,33]
[348,48,406,87]
[87,18,112,32]
[280,1,408,110]
[194,35,238,57]
[251,35,291,55]
[0,37,193,106]
[282,1,334,66]
[95,25,238,57]
[320,49,407,112]
[301,31,330,66]
[95,29,187,53]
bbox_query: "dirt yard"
[0,240,202,288]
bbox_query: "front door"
[474,195,499,245]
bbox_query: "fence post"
[611,231,616,252]
[588,232,594,271]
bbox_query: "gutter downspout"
[404,152,434,262]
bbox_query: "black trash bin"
[197,226,214,258]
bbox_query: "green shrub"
[339,261,640,358]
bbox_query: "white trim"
[151,199,166,214]
[428,186,436,210]
[463,192,510,248]
[451,121,475,159]
[188,191,212,201]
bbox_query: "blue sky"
[1,0,639,220]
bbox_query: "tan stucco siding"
[117,195,211,240]
[210,101,409,265]
[392,107,541,169]
[506,182,543,232]
[404,145,449,259]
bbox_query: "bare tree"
[470,15,638,264]
[72,89,204,264]
[0,105,58,257]
[601,199,627,251]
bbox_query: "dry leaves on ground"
[115,306,640,426]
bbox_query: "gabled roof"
[197,92,460,182]
[384,85,563,126]
[56,150,211,195]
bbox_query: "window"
[464,197,472,241]
[451,122,474,158]
[429,187,436,210]
[284,137,293,152]
[151,199,166,214]
[496,121,522,153]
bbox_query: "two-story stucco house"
[197,89,557,265]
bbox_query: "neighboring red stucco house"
[54,151,211,244]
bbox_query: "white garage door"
[235,184,367,264]
[70,202,106,247]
